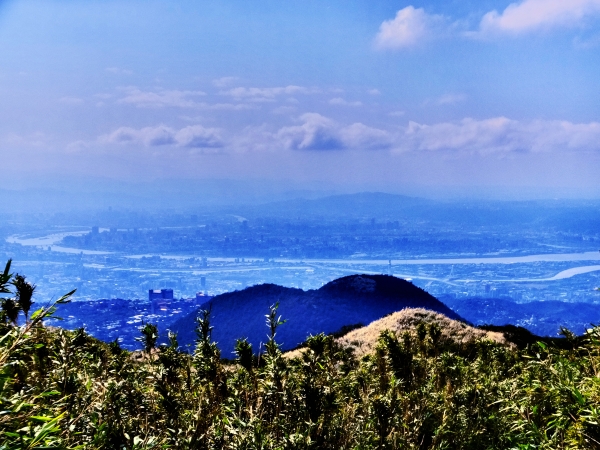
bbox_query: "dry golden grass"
[336,308,507,358]
[284,308,508,359]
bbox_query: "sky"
[1,0,600,201]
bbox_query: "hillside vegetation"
[2,261,600,449]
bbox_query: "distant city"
[1,193,599,347]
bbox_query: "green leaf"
[3,431,21,438]
[39,390,61,397]
[29,307,45,321]
[56,289,76,304]
[30,415,55,422]
[571,387,586,406]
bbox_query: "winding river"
[7,231,600,283]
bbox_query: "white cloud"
[479,0,600,35]
[329,97,363,107]
[277,113,391,151]
[212,76,240,88]
[106,127,138,143]
[223,85,318,102]
[375,1,600,45]
[398,117,600,154]
[340,123,393,150]
[100,115,600,156]
[118,88,206,108]
[175,125,223,148]
[144,125,178,146]
[104,124,223,148]
[367,89,381,95]
[375,6,444,50]
[277,113,343,150]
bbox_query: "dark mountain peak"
[171,274,463,354]
[203,283,302,306]
[320,274,431,299]
[230,283,298,297]
[321,274,379,294]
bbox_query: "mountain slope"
[170,274,463,354]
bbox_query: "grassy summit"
[337,308,508,357]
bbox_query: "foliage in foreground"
[1,260,600,449]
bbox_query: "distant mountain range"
[238,192,431,218]
[3,188,598,234]
[170,274,462,355]
[231,191,600,232]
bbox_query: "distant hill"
[234,192,438,219]
[242,192,431,218]
[235,191,600,230]
[170,274,463,355]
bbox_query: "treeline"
[1,260,599,449]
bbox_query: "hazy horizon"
[1,0,599,201]
[2,179,600,215]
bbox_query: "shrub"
[1,260,599,449]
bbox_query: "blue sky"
[1,0,600,199]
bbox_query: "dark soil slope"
[170,274,462,355]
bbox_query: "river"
[7,231,600,283]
